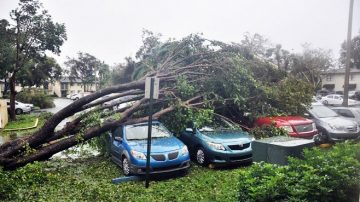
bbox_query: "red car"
[254,116,318,139]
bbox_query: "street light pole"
[342,0,354,107]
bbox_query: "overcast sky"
[1,0,359,67]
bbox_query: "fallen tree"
[0,34,314,169]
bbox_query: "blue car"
[179,117,253,166]
[110,121,190,176]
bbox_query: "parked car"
[320,94,359,106]
[5,99,33,114]
[332,107,360,126]
[179,116,253,166]
[110,121,190,176]
[67,93,77,99]
[254,116,318,139]
[350,91,360,100]
[70,92,91,100]
[305,103,360,142]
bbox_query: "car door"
[333,95,342,105]
[325,95,333,104]
[179,123,197,152]
[111,126,125,161]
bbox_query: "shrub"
[17,90,55,109]
[249,124,288,139]
[238,142,360,202]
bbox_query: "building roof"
[59,77,82,83]
[322,68,360,74]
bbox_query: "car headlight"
[280,125,294,133]
[207,142,225,151]
[328,123,339,130]
[181,146,188,156]
[130,150,146,160]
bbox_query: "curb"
[3,118,39,131]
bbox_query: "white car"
[5,100,33,114]
[320,94,359,106]
[70,92,91,100]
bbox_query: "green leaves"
[238,142,360,201]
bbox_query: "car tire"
[195,147,208,166]
[322,100,328,105]
[15,108,23,115]
[122,157,131,176]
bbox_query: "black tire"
[195,147,208,166]
[122,157,131,176]
[322,100,328,105]
[15,108,23,115]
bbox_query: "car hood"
[318,116,357,128]
[199,130,251,143]
[256,116,313,126]
[127,136,184,153]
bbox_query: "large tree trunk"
[9,74,17,121]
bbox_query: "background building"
[50,77,97,97]
[321,68,360,92]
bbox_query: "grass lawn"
[2,156,249,201]
[4,114,38,129]
[0,113,50,141]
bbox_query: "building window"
[323,84,335,91]
[61,83,68,90]
[326,75,332,81]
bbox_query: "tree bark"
[9,74,17,120]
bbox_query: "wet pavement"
[43,98,73,114]
[42,98,73,131]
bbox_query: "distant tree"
[240,32,269,59]
[65,52,106,91]
[97,62,110,89]
[290,44,333,90]
[1,0,66,120]
[17,57,62,87]
[266,44,291,72]
[0,19,15,95]
[340,33,360,69]
[111,57,136,85]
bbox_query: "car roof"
[332,107,359,110]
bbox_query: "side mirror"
[304,113,311,118]
[114,136,123,142]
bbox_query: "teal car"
[179,117,253,166]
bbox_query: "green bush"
[17,90,55,109]
[238,142,360,202]
[249,124,288,139]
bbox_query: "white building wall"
[321,72,360,91]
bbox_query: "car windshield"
[125,123,172,140]
[309,105,339,118]
[199,117,241,133]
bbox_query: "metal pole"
[145,78,154,188]
[342,0,354,107]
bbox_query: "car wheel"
[15,108,23,115]
[322,100,328,105]
[122,157,131,176]
[196,148,207,166]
